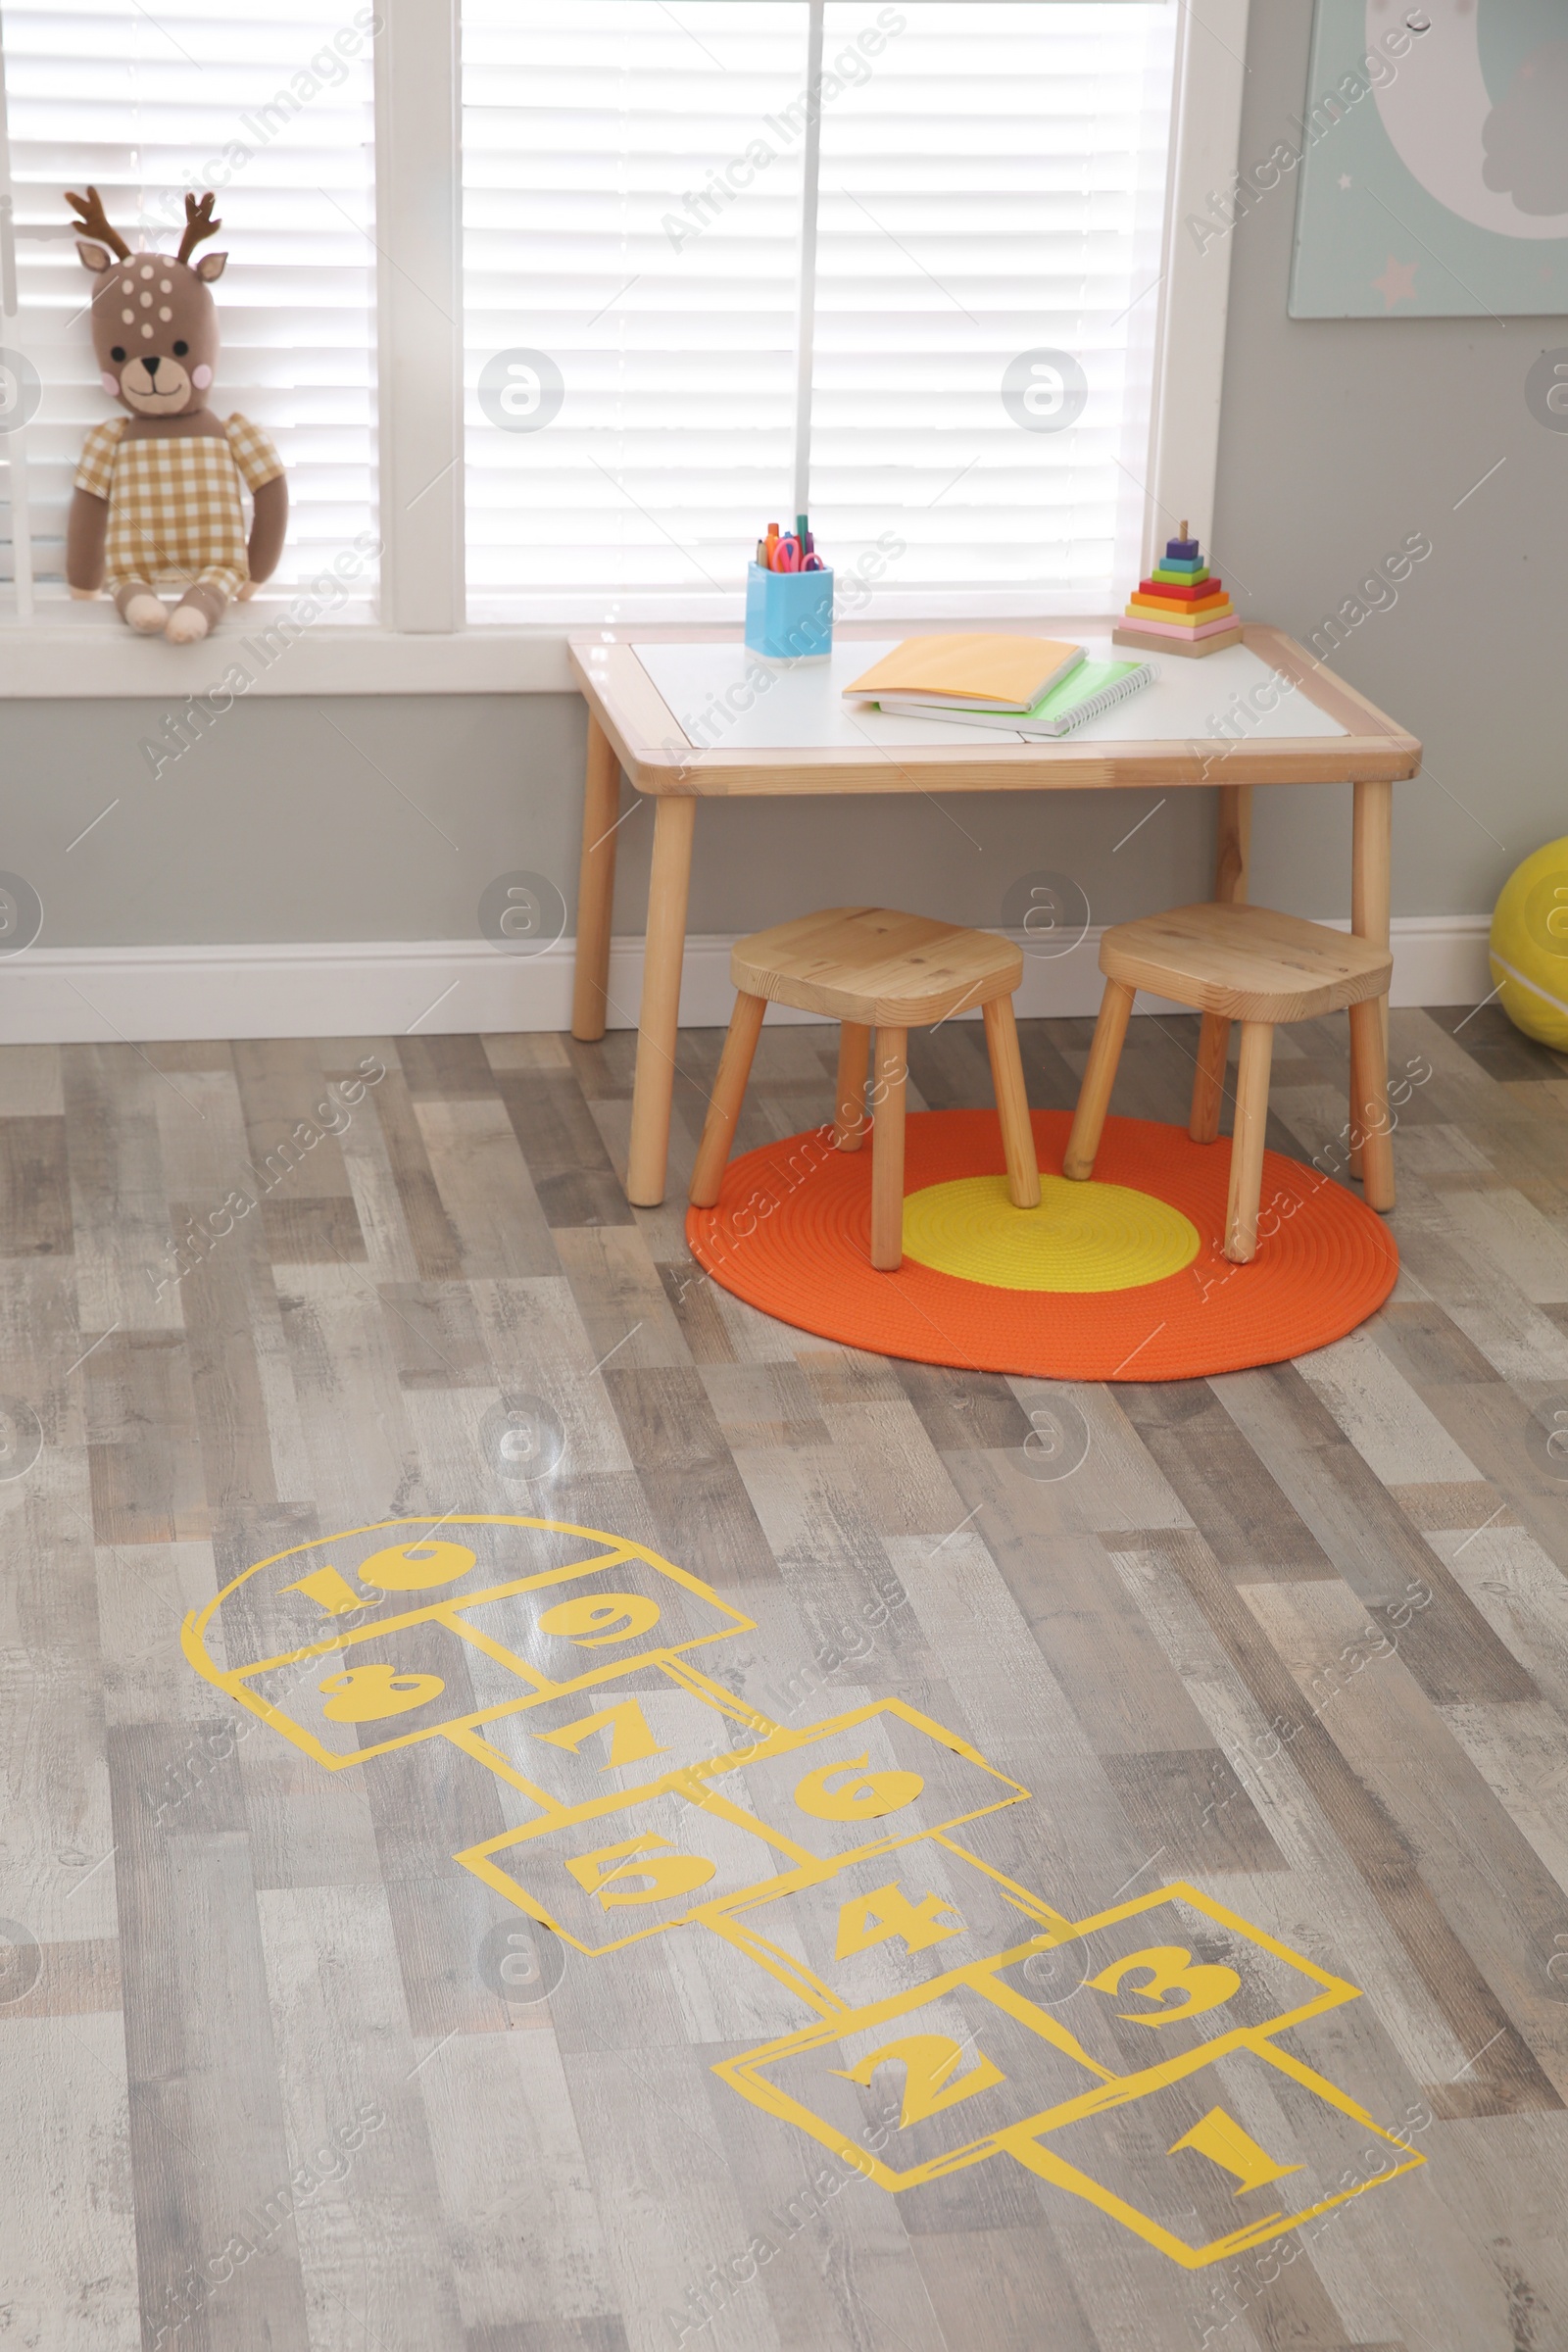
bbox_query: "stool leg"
[982,997,1041,1209]
[1190,1012,1231,1144]
[834,1020,870,1152]
[689,992,766,1207]
[870,1024,907,1271]
[1348,997,1396,1212]
[1224,1020,1275,1263]
[1064,979,1135,1181]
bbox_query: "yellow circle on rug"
[902,1172,1200,1293]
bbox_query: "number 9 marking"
[536,1592,662,1647]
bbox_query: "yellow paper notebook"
[842,633,1083,711]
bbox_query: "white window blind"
[0,0,377,595]
[462,0,1176,624]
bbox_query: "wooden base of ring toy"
[1112,623,1244,660]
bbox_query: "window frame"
[0,0,1251,681]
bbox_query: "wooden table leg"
[1350,776,1395,1209]
[1191,782,1251,1143]
[1348,998,1396,1212]
[625,796,697,1208]
[570,715,624,1043]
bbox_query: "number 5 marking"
[832,2034,1004,2129]
[564,1836,715,1910]
[1087,1943,1242,2026]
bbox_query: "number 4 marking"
[834,1882,962,1961]
[533,1698,669,1770]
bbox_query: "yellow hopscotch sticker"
[182,1517,1423,2265]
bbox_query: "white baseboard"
[0,916,1493,1045]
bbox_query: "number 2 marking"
[833,2034,1004,2129]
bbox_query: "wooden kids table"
[565,622,1421,1209]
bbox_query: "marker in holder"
[745,560,834,662]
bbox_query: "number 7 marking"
[533,1698,669,1771]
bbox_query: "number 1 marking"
[1168,2106,1302,2195]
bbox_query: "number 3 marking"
[1087,1943,1242,2027]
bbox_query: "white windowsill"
[0,600,579,696]
[0,594,1121,699]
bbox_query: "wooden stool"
[689,906,1041,1269]
[1064,903,1396,1263]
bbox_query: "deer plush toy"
[65,187,287,642]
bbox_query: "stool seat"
[1100,903,1392,1021]
[693,905,1039,1270]
[733,906,1025,1028]
[1066,900,1396,1266]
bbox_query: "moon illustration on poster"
[1369,2,1568,237]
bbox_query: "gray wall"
[1213,0,1564,924]
[10,0,1562,958]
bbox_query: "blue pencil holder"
[745,562,833,662]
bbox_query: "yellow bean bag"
[1490,836,1568,1052]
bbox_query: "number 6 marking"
[793,1754,924,1822]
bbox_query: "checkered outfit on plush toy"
[74,414,283,601]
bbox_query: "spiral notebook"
[877,656,1156,738]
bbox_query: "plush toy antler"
[177,192,222,267]
[66,186,131,262]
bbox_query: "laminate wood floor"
[3,1003,1568,2352]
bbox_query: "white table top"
[631,635,1349,753]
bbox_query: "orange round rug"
[685,1111,1398,1382]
